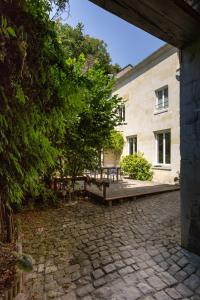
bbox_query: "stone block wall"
[180,37,200,255]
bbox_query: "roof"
[115,64,133,80]
[90,0,200,48]
[114,44,178,88]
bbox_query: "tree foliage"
[0,0,120,241]
[104,130,124,155]
[0,0,78,241]
[56,21,121,74]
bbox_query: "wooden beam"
[89,0,200,48]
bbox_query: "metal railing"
[85,167,121,182]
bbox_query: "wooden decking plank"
[105,185,180,201]
[85,179,180,203]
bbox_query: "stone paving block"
[171,254,179,262]
[175,283,193,298]
[110,278,125,291]
[81,260,91,267]
[81,265,92,276]
[100,250,109,257]
[132,264,140,271]
[106,271,120,282]
[147,275,167,290]
[47,290,64,298]
[177,257,189,268]
[45,265,58,274]
[71,271,81,281]
[92,269,104,280]
[91,253,99,260]
[142,296,155,300]
[45,281,58,292]
[154,255,164,263]
[137,282,154,294]
[137,261,148,269]
[137,270,149,279]
[123,273,138,285]
[158,271,177,286]
[184,274,200,290]
[103,263,116,274]
[162,252,171,259]
[174,270,188,282]
[159,261,169,271]
[20,191,200,300]
[168,264,181,276]
[112,253,122,261]
[165,287,182,299]
[119,245,133,251]
[101,256,113,265]
[118,266,134,276]
[145,268,155,276]
[124,258,135,265]
[121,251,132,259]
[183,264,196,275]
[92,286,112,299]
[123,286,142,300]
[93,277,106,288]
[61,291,77,300]
[115,260,126,269]
[92,259,100,269]
[38,264,45,273]
[57,276,71,287]
[76,283,94,297]
[82,296,93,300]
[146,260,156,267]
[154,290,173,300]
[153,265,163,273]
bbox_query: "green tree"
[56,21,121,74]
[55,56,120,193]
[104,130,124,156]
[0,0,120,242]
[0,0,76,241]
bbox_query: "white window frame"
[155,130,171,166]
[155,85,169,111]
[118,103,125,122]
[127,135,137,155]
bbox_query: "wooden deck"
[85,179,180,206]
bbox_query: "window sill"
[152,165,171,171]
[154,108,168,115]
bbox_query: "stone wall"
[180,37,200,255]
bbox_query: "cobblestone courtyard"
[19,191,200,300]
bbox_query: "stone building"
[104,44,180,184]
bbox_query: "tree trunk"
[0,196,14,243]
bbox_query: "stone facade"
[104,44,180,184]
[180,37,200,256]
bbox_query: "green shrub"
[120,153,153,181]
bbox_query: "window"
[118,103,125,122]
[155,86,168,110]
[127,136,137,155]
[155,131,171,165]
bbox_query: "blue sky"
[58,0,165,68]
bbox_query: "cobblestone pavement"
[19,191,200,300]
